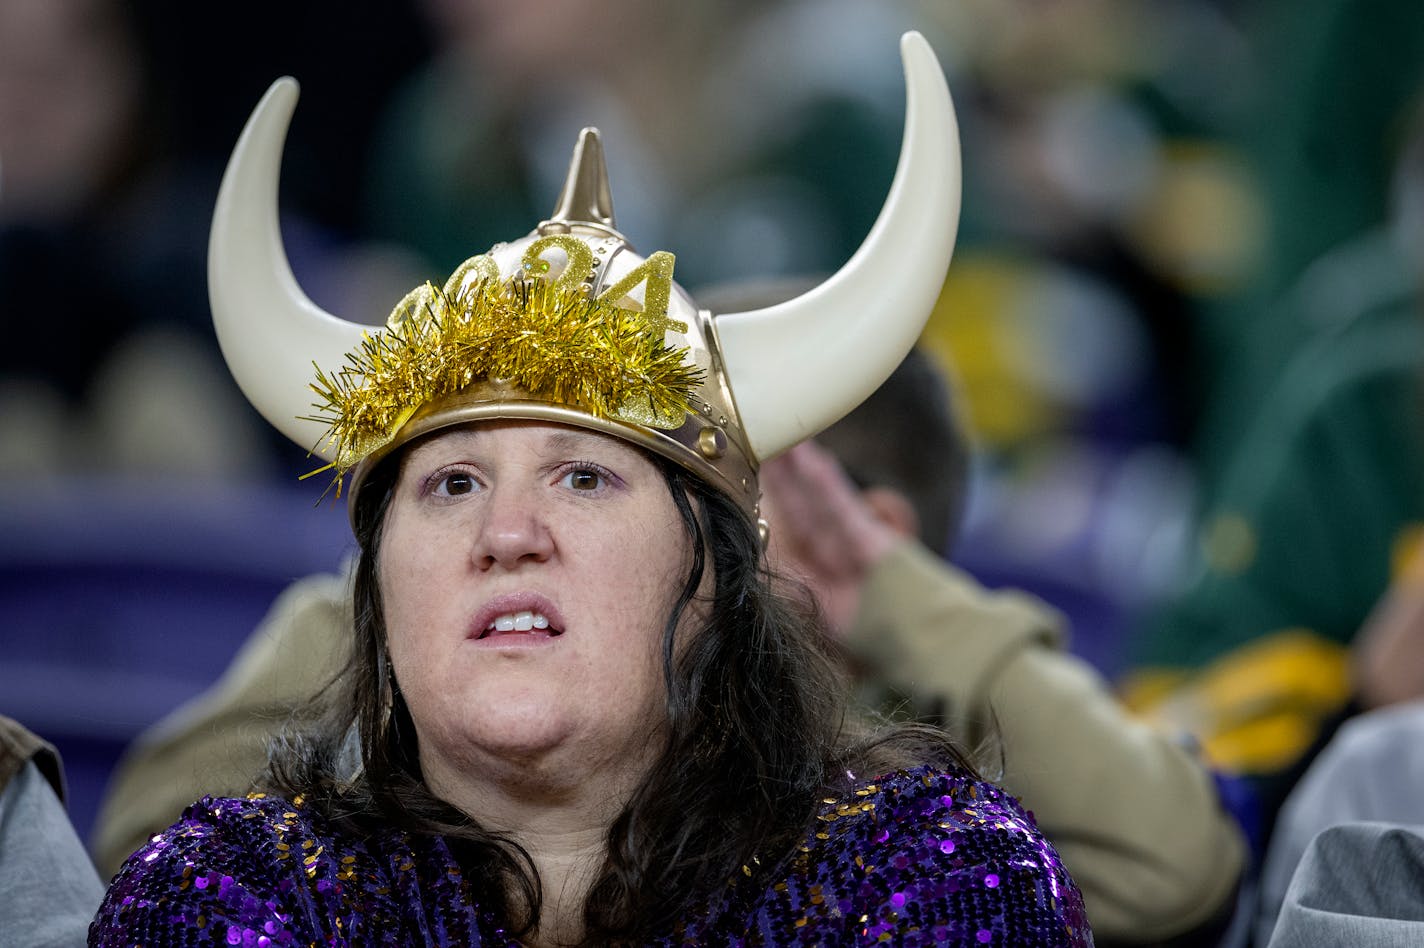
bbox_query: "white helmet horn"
[716,31,961,460]
[208,77,367,461]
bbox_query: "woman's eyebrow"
[542,430,621,456]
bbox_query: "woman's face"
[378,421,697,798]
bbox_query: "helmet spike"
[548,127,616,228]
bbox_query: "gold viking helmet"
[209,31,961,522]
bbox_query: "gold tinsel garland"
[302,275,704,494]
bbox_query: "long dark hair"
[266,443,976,943]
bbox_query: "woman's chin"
[425,699,660,792]
[447,699,583,760]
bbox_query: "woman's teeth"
[489,611,552,633]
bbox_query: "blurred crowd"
[5,0,1424,944]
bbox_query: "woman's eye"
[562,467,604,491]
[434,471,476,496]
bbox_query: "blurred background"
[3,0,1422,863]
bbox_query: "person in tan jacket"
[94,349,1244,944]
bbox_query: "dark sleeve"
[0,714,64,800]
[90,797,324,947]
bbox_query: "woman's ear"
[860,486,919,541]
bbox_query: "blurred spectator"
[1122,69,1424,852]
[1233,0,1424,302]
[1353,533,1424,711]
[1121,232,1424,775]
[0,0,433,481]
[0,0,421,844]
[1256,701,1424,944]
[759,443,1244,939]
[903,0,1262,676]
[0,0,267,478]
[1194,0,1424,484]
[1251,532,1424,941]
[0,715,103,945]
[1264,821,1424,948]
[920,0,1261,449]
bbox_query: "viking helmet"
[209,31,960,519]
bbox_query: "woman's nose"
[470,486,556,570]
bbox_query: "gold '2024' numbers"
[520,235,687,336]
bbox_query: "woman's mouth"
[478,610,561,639]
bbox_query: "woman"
[92,33,1090,946]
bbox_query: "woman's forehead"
[402,420,648,464]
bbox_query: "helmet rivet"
[697,426,727,459]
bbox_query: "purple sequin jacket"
[90,766,1092,946]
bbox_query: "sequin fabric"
[90,766,1091,946]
